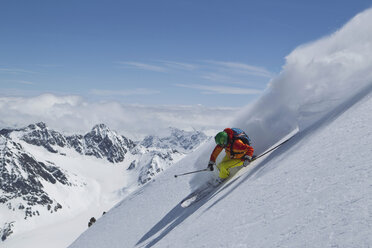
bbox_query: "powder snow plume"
[234,7,372,155]
[190,7,372,188]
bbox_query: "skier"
[207,128,254,182]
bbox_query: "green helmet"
[215,131,228,146]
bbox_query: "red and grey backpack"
[230,128,251,146]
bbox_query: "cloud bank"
[0,94,238,139]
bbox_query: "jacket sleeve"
[244,144,254,158]
[209,145,223,162]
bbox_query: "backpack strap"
[229,135,237,158]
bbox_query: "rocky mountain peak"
[90,124,111,136]
[19,122,67,153]
[27,122,48,130]
[81,124,135,163]
[0,135,68,220]
[140,127,208,153]
[85,123,118,143]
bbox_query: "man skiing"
[207,128,254,181]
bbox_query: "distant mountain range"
[0,122,209,242]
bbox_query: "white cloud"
[36,64,62,68]
[201,73,235,83]
[89,88,160,96]
[118,62,168,72]
[118,60,198,73]
[117,60,273,82]
[14,80,34,85]
[0,93,239,139]
[159,60,198,71]
[0,80,34,85]
[175,84,262,95]
[205,61,274,78]
[0,68,36,74]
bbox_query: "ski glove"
[242,155,252,167]
[207,161,215,171]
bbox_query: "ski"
[180,181,222,208]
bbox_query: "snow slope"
[68,89,372,248]
[69,7,372,248]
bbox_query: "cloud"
[13,80,34,85]
[205,61,274,78]
[175,84,262,95]
[201,73,236,83]
[115,59,271,98]
[0,80,34,85]
[158,60,198,71]
[35,64,62,68]
[89,88,161,96]
[200,73,258,86]
[118,62,168,72]
[0,93,239,139]
[18,80,33,85]
[118,60,199,73]
[0,68,37,74]
[117,60,273,80]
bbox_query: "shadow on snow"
[135,182,232,247]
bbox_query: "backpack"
[231,128,251,146]
[229,128,251,158]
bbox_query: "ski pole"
[174,168,209,178]
[253,136,293,161]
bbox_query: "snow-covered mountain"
[1,122,136,162]
[135,128,208,185]
[67,8,372,248]
[0,134,70,241]
[140,127,207,152]
[0,123,208,246]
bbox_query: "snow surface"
[68,7,372,248]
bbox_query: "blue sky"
[1,0,371,107]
